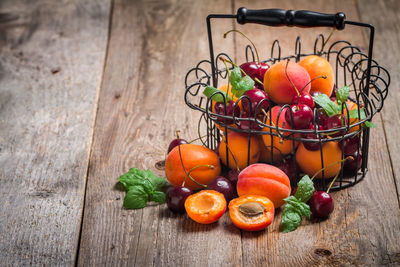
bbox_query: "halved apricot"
[229,195,274,231]
[184,190,226,224]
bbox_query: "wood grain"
[0,0,111,265]
[357,0,400,205]
[77,0,240,266]
[235,0,400,266]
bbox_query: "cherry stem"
[224,29,260,64]
[188,134,207,144]
[197,113,207,147]
[284,60,300,97]
[321,28,335,52]
[219,57,247,77]
[182,164,214,187]
[310,156,352,181]
[254,77,263,86]
[221,58,232,97]
[326,170,340,194]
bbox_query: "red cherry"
[214,100,240,124]
[241,88,269,116]
[345,150,362,172]
[285,104,313,129]
[238,111,263,130]
[302,124,326,151]
[168,139,188,153]
[325,114,345,137]
[240,62,270,89]
[166,186,193,213]
[292,92,315,109]
[310,191,334,218]
[339,134,360,155]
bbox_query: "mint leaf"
[123,186,148,209]
[336,86,350,105]
[284,198,311,219]
[150,191,166,203]
[229,67,242,87]
[118,169,153,193]
[294,175,315,203]
[144,170,167,191]
[348,108,376,128]
[282,208,302,233]
[313,94,340,116]
[365,121,377,128]
[203,86,232,103]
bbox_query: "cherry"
[238,111,263,131]
[338,134,360,155]
[207,176,235,202]
[166,186,193,213]
[214,100,240,124]
[240,62,270,89]
[325,114,345,137]
[302,124,326,151]
[226,169,240,187]
[345,150,362,172]
[241,88,269,116]
[292,92,315,109]
[316,108,329,128]
[168,139,188,153]
[285,104,313,129]
[309,191,334,218]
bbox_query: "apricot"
[340,100,361,133]
[264,61,311,104]
[299,55,334,97]
[219,132,260,170]
[237,163,291,208]
[296,141,342,179]
[229,195,274,231]
[211,84,241,112]
[258,136,283,163]
[165,144,221,190]
[185,190,226,224]
[262,106,298,155]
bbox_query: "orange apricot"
[229,195,274,231]
[262,106,298,155]
[296,141,342,179]
[219,132,260,170]
[165,144,221,190]
[264,61,311,104]
[185,190,226,224]
[340,100,362,133]
[237,163,291,208]
[258,136,283,163]
[298,55,334,96]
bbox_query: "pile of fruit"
[118,31,374,233]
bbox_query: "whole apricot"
[264,61,311,105]
[299,55,334,96]
[219,132,260,170]
[262,106,298,155]
[296,141,342,179]
[165,144,221,190]
[237,163,291,208]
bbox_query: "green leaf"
[348,108,376,128]
[284,198,311,219]
[282,208,302,233]
[144,170,167,191]
[336,86,350,105]
[118,169,153,194]
[123,186,148,209]
[294,175,315,203]
[150,191,166,203]
[365,121,376,128]
[229,67,242,86]
[203,86,232,103]
[313,94,340,116]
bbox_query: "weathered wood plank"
[77,0,243,266]
[0,0,111,265]
[357,0,400,205]
[235,0,400,266]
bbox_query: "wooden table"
[1,0,399,266]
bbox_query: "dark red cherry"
[310,191,334,218]
[285,104,313,129]
[214,100,240,124]
[166,186,193,213]
[325,114,345,137]
[207,176,235,202]
[345,150,362,172]
[276,159,299,189]
[238,111,264,131]
[316,108,329,128]
[338,134,360,155]
[168,139,188,153]
[226,169,240,188]
[302,124,326,151]
[241,88,269,116]
[240,62,270,89]
[292,92,315,109]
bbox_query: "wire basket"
[184,8,390,191]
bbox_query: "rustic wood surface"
[0,0,399,266]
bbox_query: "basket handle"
[237,7,346,30]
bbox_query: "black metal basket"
[184,8,390,191]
